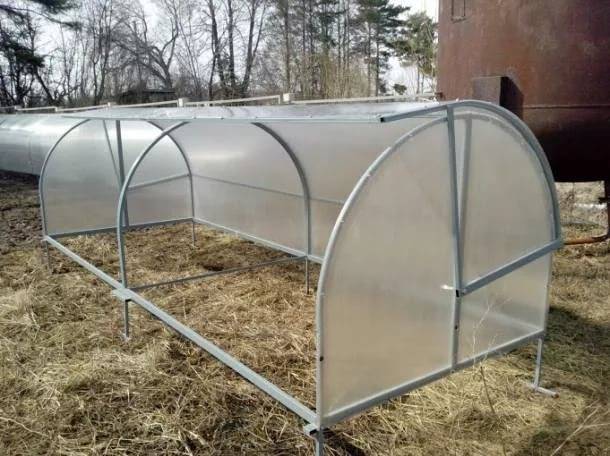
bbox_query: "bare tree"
[116,1,179,90]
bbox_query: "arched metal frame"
[36,100,562,456]
[39,118,91,236]
[114,120,313,290]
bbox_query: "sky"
[400,0,439,20]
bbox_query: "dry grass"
[0,171,609,455]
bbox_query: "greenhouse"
[26,100,562,454]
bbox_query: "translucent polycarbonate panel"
[452,116,469,203]
[0,115,80,174]
[458,255,551,362]
[459,111,555,285]
[319,119,454,420]
[28,117,82,173]
[176,122,304,195]
[104,120,186,186]
[310,199,343,259]
[194,176,305,253]
[267,117,431,202]
[126,177,190,225]
[124,139,191,226]
[0,116,36,174]
[62,101,440,122]
[43,120,120,234]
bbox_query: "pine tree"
[0,0,77,105]
[354,0,406,96]
[394,12,437,93]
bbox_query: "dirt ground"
[0,171,608,455]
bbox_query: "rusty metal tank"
[436,0,610,183]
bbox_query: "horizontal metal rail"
[44,236,122,288]
[115,99,179,108]
[8,93,436,113]
[186,95,281,106]
[320,329,544,428]
[192,172,344,206]
[128,172,190,191]
[50,216,325,265]
[114,287,317,424]
[130,255,305,292]
[44,234,317,424]
[293,93,435,105]
[50,217,192,238]
[460,239,563,296]
[57,105,107,113]
[193,217,322,263]
[15,106,58,112]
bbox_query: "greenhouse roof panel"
[62,101,441,122]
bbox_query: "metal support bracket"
[112,289,132,341]
[303,424,325,456]
[526,338,558,398]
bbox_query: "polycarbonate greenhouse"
[0,100,562,454]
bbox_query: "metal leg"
[527,338,557,397]
[122,299,130,341]
[314,430,324,456]
[42,240,52,272]
[304,424,324,456]
[305,257,310,295]
[191,220,196,247]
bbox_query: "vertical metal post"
[146,122,197,247]
[447,106,463,368]
[42,240,51,271]
[115,120,129,227]
[38,119,90,278]
[314,430,324,456]
[123,299,130,340]
[305,257,310,295]
[116,120,130,289]
[188,155,196,247]
[250,123,311,295]
[533,338,543,387]
[527,338,557,397]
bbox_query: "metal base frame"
[41,229,556,455]
[41,227,318,427]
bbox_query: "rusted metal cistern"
[436,0,610,245]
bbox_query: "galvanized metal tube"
[460,239,562,296]
[320,330,544,428]
[115,288,317,424]
[38,119,91,237]
[447,106,463,368]
[252,122,313,293]
[115,120,130,227]
[44,236,122,289]
[381,100,562,242]
[130,255,305,292]
[314,116,448,429]
[147,121,198,246]
[123,299,130,340]
[526,338,557,397]
[116,121,188,287]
